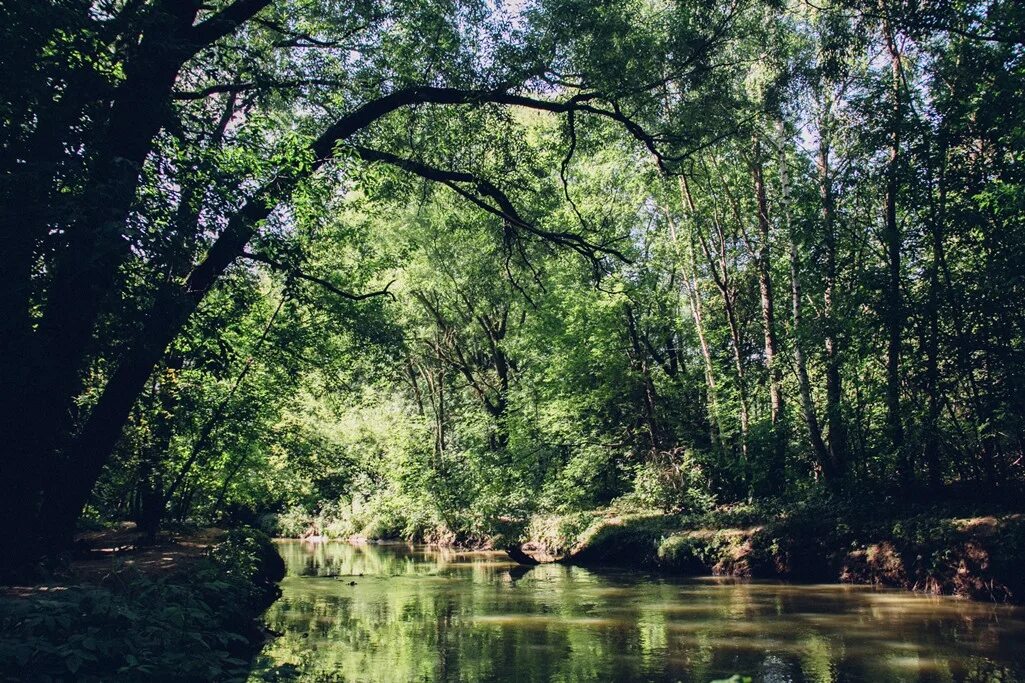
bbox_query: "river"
[248,540,1025,682]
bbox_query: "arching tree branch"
[351,145,631,264]
[240,250,395,301]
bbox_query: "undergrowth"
[0,528,282,682]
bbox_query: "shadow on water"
[507,564,536,583]
[246,540,1025,683]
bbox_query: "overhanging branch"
[240,250,395,301]
[351,145,631,265]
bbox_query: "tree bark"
[882,14,908,487]
[750,137,785,489]
[32,0,253,467]
[779,124,834,481]
[668,177,722,452]
[817,101,848,474]
[698,202,750,465]
[1,0,272,558]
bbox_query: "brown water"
[249,540,1025,682]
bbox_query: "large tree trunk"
[0,0,204,569]
[817,104,848,475]
[779,124,835,481]
[28,0,202,464]
[35,170,285,550]
[0,0,271,561]
[36,287,207,549]
[750,137,785,490]
[882,15,907,487]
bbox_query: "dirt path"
[3,524,227,597]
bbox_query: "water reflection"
[249,541,1025,682]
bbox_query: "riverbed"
[249,540,1025,682]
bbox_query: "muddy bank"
[513,505,1025,603]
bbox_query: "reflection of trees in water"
[250,542,1025,682]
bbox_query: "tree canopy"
[1,0,1024,568]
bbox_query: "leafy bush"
[524,511,604,557]
[209,527,285,604]
[624,448,717,513]
[269,492,455,544]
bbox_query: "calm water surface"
[249,540,1025,683]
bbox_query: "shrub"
[0,528,282,682]
[624,448,716,513]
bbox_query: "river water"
[249,540,1025,682]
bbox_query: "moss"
[656,529,760,576]
[566,512,681,565]
[657,533,706,572]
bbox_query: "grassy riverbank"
[267,494,1025,603]
[519,499,1025,603]
[0,527,284,682]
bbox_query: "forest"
[1,0,1025,679]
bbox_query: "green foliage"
[0,530,280,682]
[567,512,684,565]
[624,450,717,513]
[209,527,286,603]
[657,529,751,574]
[268,493,449,543]
[5,0,1025,576]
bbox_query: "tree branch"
[192,0,273,47]
[240,250,395,301]
[351,145,631,264]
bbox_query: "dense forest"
[1,0,1024,573]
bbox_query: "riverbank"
[516,500,1025,603]
[266,496,1025,604]
[257,537,1025,682]
[0,526,284,681]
